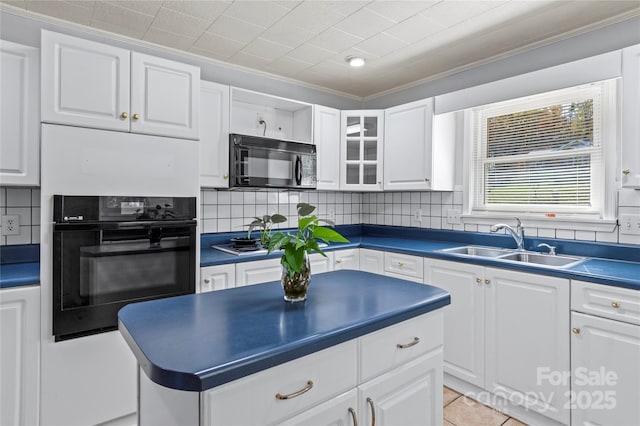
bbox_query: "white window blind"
[471,82,612,217]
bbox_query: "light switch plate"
[620,214,640,235]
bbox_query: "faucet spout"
[490,217,525,250]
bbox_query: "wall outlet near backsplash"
[1,215,20,235]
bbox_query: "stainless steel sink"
[441,245,512,258]
[498,252,585,267]
[439,245,586,268]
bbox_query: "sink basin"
[499,252,585,267]
[441,246,512,258]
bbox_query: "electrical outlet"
[446,209,461,225]
[413,209,422,222]
[328,208,335,221]
[620,214,640,235]
[1,215,20,235]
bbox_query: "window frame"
[462,79,619,229]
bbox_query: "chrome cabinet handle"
[275,380,313,400]
[484,279,491,285]
[203,278,210,284]
[367,397,376,426]
[396,337,420,349]
[572,328,581,335]
[611,301,620,309]
[476,277,482,284]
[223,173,229,180]
[623,169,631,175]
[336,259,342,264]
[348,407,358,426]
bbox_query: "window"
[469,81,616,219]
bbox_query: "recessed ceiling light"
[346,56,365,67]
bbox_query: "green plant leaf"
[306,238,326,257]
[312,226,349,243]
[271,213,287,224]
[297,215,317,231]
[297,203,316,216]
[284,246,304,273]
[266,232,288,253]
[317,218,336,227]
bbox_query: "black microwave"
[229,134,317,189]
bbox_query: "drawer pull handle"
[611,301,620,309]
[367,397,376,426]
[336,259,342,264]
[572,328,581,335]
[348,407,358,426]
[203,279,210,284]
[397,337,420,349]
[398,262,404,268]
[484,279,491,285]
[275,380,313,400]
[476,277,482,284]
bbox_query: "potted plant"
[247,203,348,302]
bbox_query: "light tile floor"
[443,387,528,426]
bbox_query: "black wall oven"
[52,195,196,341]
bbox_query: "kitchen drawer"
[384,252,424,282]
[572,280,640,325]
[359,311,443,383]
[201,340,357,426]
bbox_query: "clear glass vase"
[281,252,310,302]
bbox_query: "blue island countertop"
[118,270,450,392]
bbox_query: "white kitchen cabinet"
[622,44,640,188]
[0,40,40,186]
[235,257,282,287]
[424,258,570,424]
[200,264,235,293]
[360,249,384,275]
[384,252,424,283]
[333,248,359,270]
[230,88,313,144]
[309,252,333,273]
[198,311,442,426]
[424,259,485,387]
[0,286,40,426]
[41,30,199,140]
[340,110,384,191]
[384,99,455,191]
[314,105,341,190]
[200,81,230,188]
[570,311,640,426]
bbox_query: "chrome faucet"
[537,243,557,255]
[490,217,525,251]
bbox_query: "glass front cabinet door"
[340,110,384,191]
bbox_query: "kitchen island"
[118,270,450,425]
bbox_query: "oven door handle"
[54,220,197,231]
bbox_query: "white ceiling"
[3,0,640,98]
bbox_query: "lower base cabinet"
[139,311,444,426]
[0,285,40,426]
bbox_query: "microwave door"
[239,147,295,187]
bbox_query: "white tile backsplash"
[0,187,40,245]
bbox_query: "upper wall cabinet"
[0,40,40,186]
[622,44,640,188]
[230,88,313,144]
[384,99,455,191]
[314,105,340,191]
[41,30,200,140]
[200,81,230,188]
[340,110,384,191]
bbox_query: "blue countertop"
[201,226,640,291]
[0,262,40,289]
[118,270,450,392]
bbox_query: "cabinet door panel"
[622,44,640,188]
[280,389,358,426]
[200,264,235,292]
[236,258,282,286]
[0,41,40,186]
[359,249,384,275]
[315,105,341,191]
[130,52,200,139]
[200,81,230,188]
[41,30,130,131]
[485,268,569,424]
[384,99,432,191]
[424,259,484,387]
[333,249,359,271]
[571,312,640,426]
[359,351,443,426]
[310,252,333,273]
